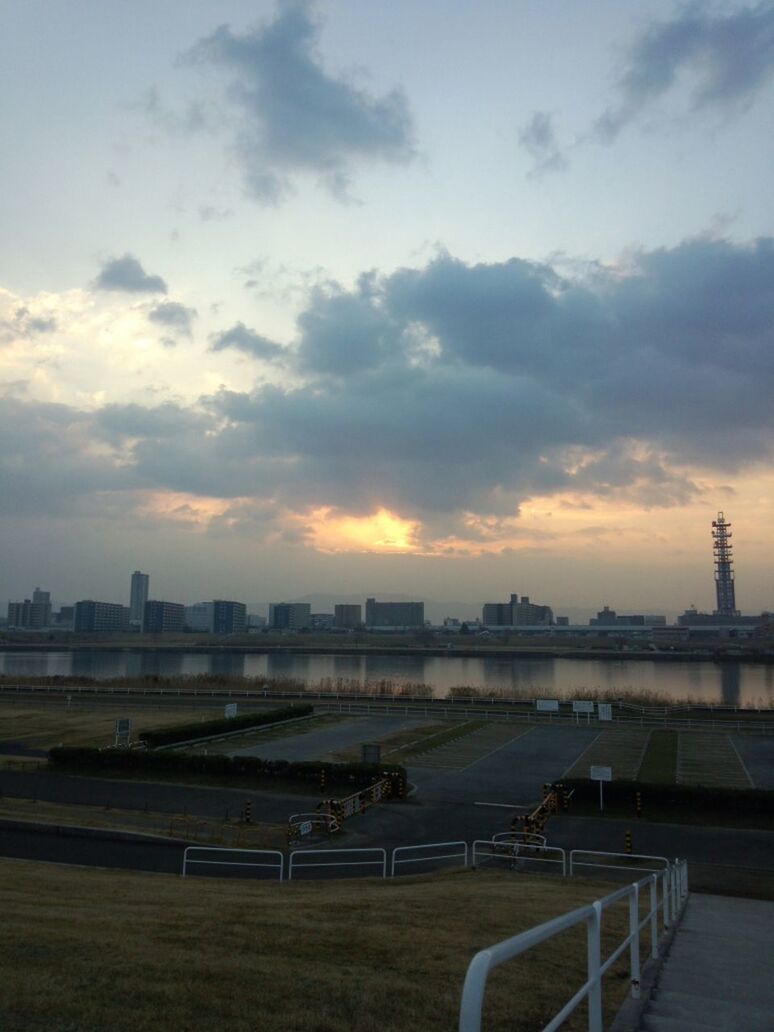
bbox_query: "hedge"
[139,704,314,748]
[48,745,406,793]
[561,777,774,817]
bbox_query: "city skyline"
[2,2,774,614]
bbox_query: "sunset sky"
[2,0,774,619]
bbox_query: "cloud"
[147,300,197,337]
[94,254,168,294]
[209,321,285,361]
[518,111,568,177]
[5,236,774,551]
[184,0,415,200]
[593,2,774,142]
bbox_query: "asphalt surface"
[732,735,774,789]
[230,714,429,761]
[0,769,319,823]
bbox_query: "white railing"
[288,812,339,838]
[569,850,669,877]
[390,841,468,877]
[288,847,387,880]
[491,830,547,848]
[459,858,688,1032]
[472,839,567,876]
[182,846,284,880]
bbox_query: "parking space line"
[458,727,534,772]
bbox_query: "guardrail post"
[661,870,669,928]
[649,875,658,959]
[670,865,677,923]
[586,902,603,1032]
[628,883,640,999]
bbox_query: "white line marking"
[561,731,602,778]
[474,802,530,809]
[726,733,755,788]
[458,727,535,772]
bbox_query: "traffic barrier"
[390,841,468,877]
[472,839,567,876]
[182,846,284,880]
[288,847,387,880]
[287,811,339,847]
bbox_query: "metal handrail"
[288,847,387,880]
[390,841,468,877]
[182,846,284,880]
[458,858,688,1032]
[472,840,567,876]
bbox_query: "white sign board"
[536,699,560,712]
[115,718,132,735]
[299,820,313,837]
[590,765,613,782]
[572,700,595,713]
[224,703,238,719]
[597,703,613,721]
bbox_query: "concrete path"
[229,715,428,761]
[732,735,774,788]
[639,893,774,1031]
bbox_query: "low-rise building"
[143,600,185,634]
[268,602,312,630]
[73,600,130,633]
[365,598,424,629]
[334,603,362,629]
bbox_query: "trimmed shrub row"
[139,704,313,748]
[48,745,406,792]
[561,777,774,816]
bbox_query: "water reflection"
[0,648,772,706]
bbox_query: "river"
[1,649,773,707]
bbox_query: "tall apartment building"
[143,600,185,634]
[365,598,424,629]
[212,599,247,635]
[74,600,130,633]
[7,594,52,629]
[334,603,362,629]
[129,571,149,627]
[268,602,312,630]
[185,601,214,632]
[482,593,553,628]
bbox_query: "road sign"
[597,703,613,721]
[572,700,595,713]
[115,718,131,736]
[299,821,313,837]
[590,765,613,812]
[362,743,381,764]
[536,699,560,712]
[224,703,238,719]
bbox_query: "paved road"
[733,736,774,789]
[231,714,428,761]
[0,769,319,824]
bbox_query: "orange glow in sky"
[306,507,421,553]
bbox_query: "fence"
[473,839,567,876]
[182,846,284,880]
[288,847,387,881]
[390,841,468,877]
[3,682,773,733]
[458,858,689,1032]
[287,812,339,844]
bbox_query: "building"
[365,598,424,629]
[185,601,214,632]
[74,600,130,633]
[7,596,52,629]
[268,603,312,630]
[311,612,334,630]
[143,600,185,634]
[129,571,149,628]
[482,593,553,628]
[590,606,618,626]
[334,604,362,629]
[211,599,247,635]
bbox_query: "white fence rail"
[182,846,284,880]
[473,839,567,876]
[459,858,688,1032]
[288,847,387,880]
[390,841,468,877]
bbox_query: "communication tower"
[711,512,738,617]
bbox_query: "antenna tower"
[711,511,738,617]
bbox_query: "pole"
[599,779,604,812]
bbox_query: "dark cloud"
[518,111,568,177]
[0,307,57,343]
[209,321,285,361]
[185,0,415,200]
[594,3,774,142]
[94,254,168,294]
[6,237,774,542]
[147,300,197,337]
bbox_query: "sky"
[2,0,774,620]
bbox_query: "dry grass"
[0,796,287,848]
[0,859,635,1032]
[0,702,235,750]
[564,729,651,781]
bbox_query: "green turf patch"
[637,730,677,783]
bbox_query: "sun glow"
[306,507,421,553]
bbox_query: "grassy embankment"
[0,860,635,1032]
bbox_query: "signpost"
[597,702,612,721]
[299,820,313,837]
[224,703,238,719]
[114,718,131,748]
[572,700,595,724]
[590,765,612,811]
[536,699,560,713]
